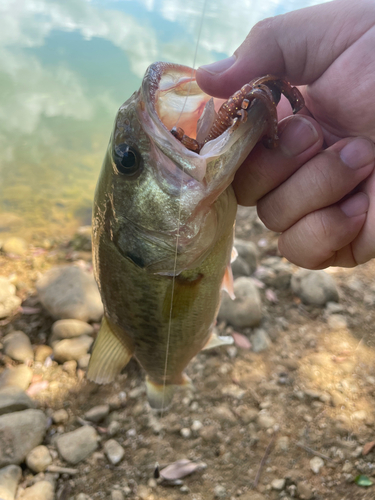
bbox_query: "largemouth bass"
[87,62,303,409]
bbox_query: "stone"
[3,331,33,362]
[296,481,313,500]
[212,406,237,426]
[310,456,324,474]
[0,277,22,318]
[53,336,93,363]
[236,406,258,424]
[34,345,53,363]
[0,365,33,390]
[111,490,124,500]
[52,409,69,425]
[327,314,348,330]
[78,354,90,369]
[291,269,339,306]
[26,446,52,473]
[271,478,285,490]
[257,412,276,429]
[50,319,94,345]
[180,428,191,439]
[234,239,258,274]
[0,410,47,467]
[0,387,35,415]
[218,277,262,328]
[231,256,251,278]
[0,464,22,500]
[2,237,27,256]
[213,485,226,498]
[276,436,290,452]
[250,328,271,353]
[56,426,99,464]
[36,265,103,322]
[103,439,125,465]
[18,481,54,500]
[84,405,110,423]
[256,257,293,289]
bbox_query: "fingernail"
[279,116,319,156]
[340,192,369,217]
[199,56,236,75]
[339,137,375,169]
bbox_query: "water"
[0,0,327,242]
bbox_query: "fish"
[87,62,302,409]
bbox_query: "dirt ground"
[2,206,375,500]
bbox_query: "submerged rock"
[291,269,339,306]
[56,426,99,464]
[218,277,262,328]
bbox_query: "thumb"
[196,0,375,98]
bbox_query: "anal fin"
[146,374,193,411]
[202,331,234,351]
[87,316,133,384]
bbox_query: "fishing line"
[154,0,208,475]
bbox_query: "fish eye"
[113,144,141,176]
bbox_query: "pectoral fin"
[87,316,133,384]
[202,331,234,350]
[221,263,235,299]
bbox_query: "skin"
[196,0,375,269]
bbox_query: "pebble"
[191,420,203,432]
[236,406,258,424]
[276,436,290,452]
[250,329,271,353]
[52,409,69,425]
[111,490,124,500]
[0,365,33,390]
[218,277,262,328]
[103,439,125,465]
[26,446,52,473]
[53,336,93,363]
[271,478,285,490]
[327,314,348,330]
[296,481,313,500]
[212,406,237,426]
[34,345,53,363]
[234,239,258,274]
[78,354,90,370]
[56,426,99,464]
[36,265,103,321]
[62,360,77,376]
[291,269,339,306]
[18,480,54,500]
[256,258,293,289]
[0,464,22,500]
[257,412,276,429]
[0,409,47,467]
[180,428,192,439]
[3,331,33,362]
[50,319,94,345]
[0,387,35,415]
[2,237,27,256]
[310,456,324,474]
[213,484,226,498]
[107,421,121,436]
[0,277,22,318]
[84,405,110,423]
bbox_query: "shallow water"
[0,0,327,242]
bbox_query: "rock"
[236,406,258,424]
[52,409,69,425]
[296,481,313,500]
[231,256,251,278]
[52,336,93,363]
[180,428,191,439]
[212,406,237,426]
[0,365,33,390]
[271,478,285,490]
[0,464,22,500]
[250,328,271,353]
[34,345,53,363]
[0,387,35,415]
[2,237,27,256]
[310,456,324,474]
[36,265,103,322]
[50,319,94,345]
[291,269,339,306]
[56,426,99,464]
[18,481,54,500]
[0,410,47,467]
[62,360,77,376]
[84,405,109,423]
[256,257,293,289]
[78,354,90,369]
[111,490,124,500]
[103,439,125,465]
[3,331,33,362]
[26,446,52,473]
[213,484,226,498]
[234,239,258,274]
[0,277,22,318]
[276,436,290,452]
[257,412,276,429]
[327,314,348,330]
[218,277,262,328]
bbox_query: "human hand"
[196,0,375,269]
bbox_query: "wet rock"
[310,456,324,474]
[34,345,53,363]
[327,314,348,330]
[2,237,27,256]
[52,409,69,425]
[234,239,258,274]
[271,478,285,490]
[50,319,94,345]
[84,405,110,423]
[0,464,22,500]
[0,277,22,319]
[56,426,99,464]
[250,328,271,353]
[26,446,52,473]
[291,269,339,306]
[3,331,33,362]
[18,480,54,500]
[36,265,103,322]
[0,387,35,415]
[0,409,47,467]
[103,439,125,465]
[53,335,93,363]
[218,277,262,328]
[0,365,33,390]
[296,481,313,500]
